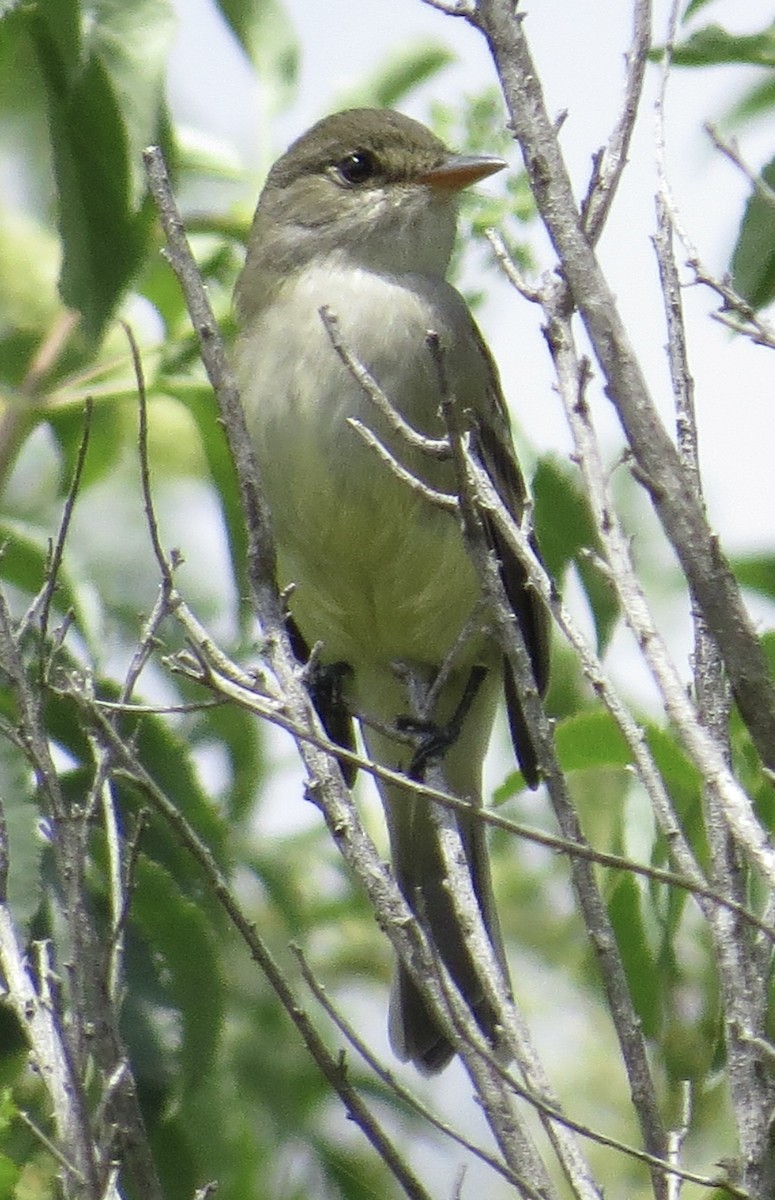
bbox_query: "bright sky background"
[163,2,775,1188]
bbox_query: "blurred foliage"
[664,6,775,309]
[730,159,775,311]
[0,0,766,1197]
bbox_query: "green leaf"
[1,742,45,932]
[668,23,775,67]
[214,0,298,113]
[130,856,224,1095]
[723,75,775,128]
[46,390,128,493]
[682,0,718,18]
[31,30,145,340]
[607,873,660,1036]
[26,0,175,341]
[0,211,60,337]
[168,381,248,621]
[504,708,704,851]
[0,10,52,215]
[0,520,56,595]
[532,455,593,574]
[644,724,707,879]
[0,1154,20,1195]
[0,519,91,627]
[731,157,775,309]
[553,708,632,773]
[732,551,775,601]
[34,0,82,84]
[335,41,456,110]
[533,455,619,652]
[495,706,631,802]
[82,0,176,205]
[43,689,94,772]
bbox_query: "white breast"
[236,259,491,674]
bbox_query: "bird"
[234,108,549,1073]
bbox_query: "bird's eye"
[334,149,377,186]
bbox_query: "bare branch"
[433,337,669,1195]
[581,0,652,243]
[321,307,450,459]
[346,416,458,510]
[420,0,474,14]
[0,899,92,1193]
[294,944,541,1193]
[141,155,571,1186]
[705,123,775,208]
[472,0,775,778]
[485,228,542,301]
[547,306,775,885]
[82,703,445,1200]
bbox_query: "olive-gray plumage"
[235,109,548,1071]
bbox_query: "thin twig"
[0,901,92,1192]
[83,703,434,1200]
[581,0,652,244]
[123,588,775,943]
[652,29,775,353]
[436,316,671,1190]
[123,321,173,593]
[299,940,745,1195]
[143,153,570,1185]
[485,229,541,301]
[346,417,458,511]
[17,1110,85,1182]
[420,0,474,14]
[705,123,775,208]
[321,307,450,458]
[293,944,549,1197]
[430,339,602,1200]
[19,398,93,643]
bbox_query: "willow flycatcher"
[234,108,549,1073]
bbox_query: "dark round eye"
[334,149,377,186]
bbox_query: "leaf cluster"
[662,3,775,309]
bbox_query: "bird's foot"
[397,665,488,781]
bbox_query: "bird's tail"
[357,660,508,1072]
[385,780,509,1074]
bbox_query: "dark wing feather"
[468,325,550,788]
[286,615,358,786]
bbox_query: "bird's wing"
[286,614,358,787]
[468,322,550,788]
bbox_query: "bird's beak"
[418,153,507,192]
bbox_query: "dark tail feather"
[388,800,508,1074]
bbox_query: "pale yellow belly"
[237,261,495,686]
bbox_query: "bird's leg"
[396,665,489,782]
